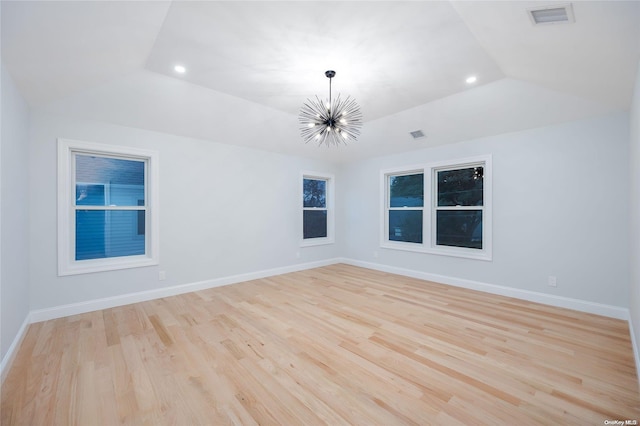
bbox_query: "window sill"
[300,237,335,248]
[380,241,492,261]
[58,256,158,276]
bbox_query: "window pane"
[389,174,423,207]
[303,179,326,208]
[389,210,423,243]
[75,184,105,206]
[76,155,145,206]
[436,210,482,249]
[76,210,145,260]
[303,210,327,239]
[437,167,483,207]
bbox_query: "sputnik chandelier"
[299,70,363,147]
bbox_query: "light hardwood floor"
[2,264,639,425]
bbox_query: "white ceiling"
[2,1,639,162]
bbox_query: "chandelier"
[299,70,363,147]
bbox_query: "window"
[387,172,424,244]
[434,165,484,250]
[301,172,334,246]
[58,139,159,275]
[381,155,491,260]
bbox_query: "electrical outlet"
[548,276,557,287]
[159,271,166,281]
[296,251,301,259]
[373,251,378,258]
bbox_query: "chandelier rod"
[328,73,332,111]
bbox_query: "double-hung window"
[387,172,424,244]
[434,165,484,250]
[301,172,334,246]
[382,155,491,260]
[58,139,159,275]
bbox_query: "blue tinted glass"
[303,210,327,239]
[76,155,145,206]
[436,210,482,249]
[303,179,326,208]
[437,167,483,207]
[389,210,422,243]
[76,210,145,260]
[389,174,423,207]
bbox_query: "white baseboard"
[30,258,341,323]
[29,256,630,323]
[628,318,640,388]
[1,313,31,384]
[340,258,630,320]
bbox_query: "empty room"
[1,1,640,424]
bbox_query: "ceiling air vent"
[528,3,575,25]
[409,130,425,139]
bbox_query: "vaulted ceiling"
[2,1,639,162]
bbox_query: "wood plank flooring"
[2,264,639,425]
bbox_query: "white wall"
[1,64,30,363]
[19,94,638,317]
[29,112,340,311]
[342,113,630,307]
[629,61,640,378]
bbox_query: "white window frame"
[300,171,334,247]
[57,138,160,276]
[380,155,492,261]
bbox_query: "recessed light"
[466,76,477,84]
[174,65,186,74]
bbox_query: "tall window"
[387,172,424,244]
[434,165,484,249]
[58,139,159,275]
[381,156,491,260]
[301,172,334,246]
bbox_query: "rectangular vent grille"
[528,3,574,25]
[409,130,425,139]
